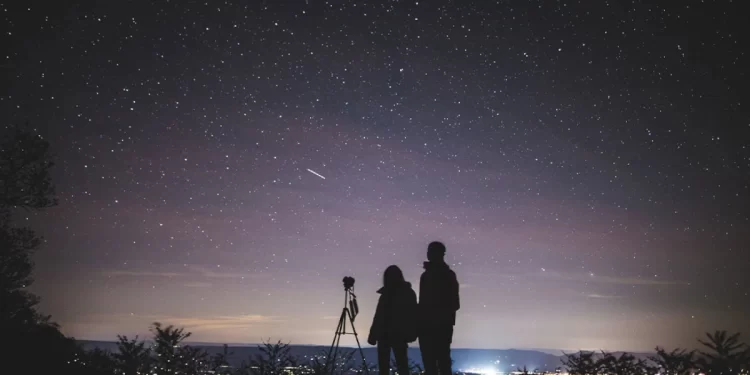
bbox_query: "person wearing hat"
[418,241,460,375]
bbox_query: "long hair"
[383,265,405,289]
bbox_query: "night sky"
[3,1,749,352]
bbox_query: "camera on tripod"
[342,276,355,291]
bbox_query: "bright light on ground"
[462,367,502,375]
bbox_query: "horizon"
[72,335,702,355]
[76,338,655,356]
[5,0,749,353]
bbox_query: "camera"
[342,276,355,290]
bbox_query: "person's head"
[383,265,405,288]
[427,241,446,262]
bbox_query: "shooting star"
[306,168,326,180]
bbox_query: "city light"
[462,367,503,375]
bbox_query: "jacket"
[368,281,418,344]
[418,261,460,327]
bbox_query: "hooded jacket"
[368,281,418,344]
[418,260,460,327]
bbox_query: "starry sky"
[3,0,749,352]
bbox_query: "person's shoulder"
[440,266,456,276]
[445,268,458,281]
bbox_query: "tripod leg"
[331,327,344,375]
[326,308,347,375]
[326,312,343,362]
[347,308,370,375]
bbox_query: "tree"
[515,365,537,375]
[561,351,602,375]
[210,344,236,375]
[177,344,209,375]
[598,352,650,375]
[0,124,58,329]
[241,340,297,375]
[151,322,208,375]
[697,330,748,375]
[323,348,352,375]
[649,347,696,375]
[318,348,374,375]
[114,335,153,375]
[0,125,78,373]
[74,347,117,375]
[0,125,57,209]
[306,350,329,375]
[351,349,376,375]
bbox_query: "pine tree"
[560,351,601,375]
[1,124,78,373]
[76,347,117,375]
[598,352,650,375]
[697,331,748,375]
[241,340,297,375]
[151,322,195,375]
[114,335,153,375]
[649,347,696,375]
[1,124,57,329]
[210,344,235,375]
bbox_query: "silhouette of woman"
[368,265,418,375]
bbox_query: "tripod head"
[342,276,355,291]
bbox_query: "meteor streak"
[306,168,326,179]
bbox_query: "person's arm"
[368,296,383,345]
[407,288,419,342]
[450,270,460,312]
[417,272,427,332]
[418,272,426,308]
[408,288,418,310]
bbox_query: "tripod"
[324,285,369,375]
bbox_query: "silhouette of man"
[418,241,460,375]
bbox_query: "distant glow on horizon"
[462,367,502,375]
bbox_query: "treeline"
[71,321,381,375]
[69,323,749,375]
[558,330,749,375]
